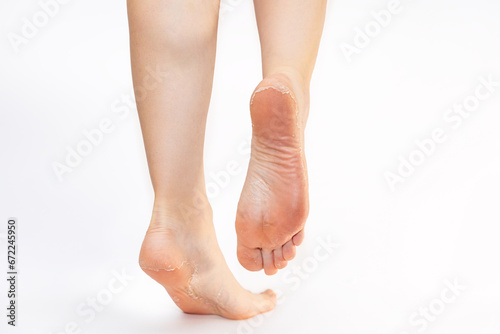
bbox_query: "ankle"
[264,66,308,92]
[152,190,212,223]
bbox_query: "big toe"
[226,289,276,320]
[248,289,277,316]
[237,243,263,271]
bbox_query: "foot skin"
[139,200,276,320]
[236,73,309,275]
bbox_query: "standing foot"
[140,198,276,319]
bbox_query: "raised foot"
[236,73,309,275]
[140,203,276,320]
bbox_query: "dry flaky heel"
[139,212,277,319]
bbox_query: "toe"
[237,244,263,271]
[292,230,305,246]
[253,289,277,313]
[273,247,287,269]
[234,289,276,320]
[262,249,278,275]
[282,240,296,261]
[218,288,277,320]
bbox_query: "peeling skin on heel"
[139,260,188,272]
[249,81,302,137]
[186,267,200,300]
[249,80,306,173]
[141,256,223,311]
[250,82,298,107]
[184,266,223,311]
[172,296,181,307]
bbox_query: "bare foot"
[139,198,276,320]
[236,73,309,275]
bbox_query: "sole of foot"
[236,72,309,275]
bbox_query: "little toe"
[282,240,296,261]
[237,244,263,271]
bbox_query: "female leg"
[236,0,328,275]
[128,0,276,319]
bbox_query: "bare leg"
[236,0,327,275]
[128,0,275,319]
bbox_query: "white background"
[1,0,500,333]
